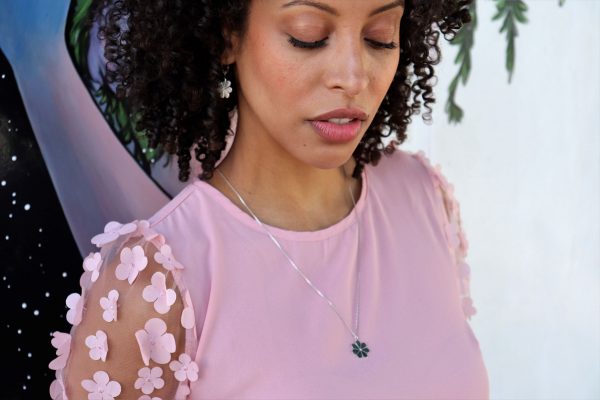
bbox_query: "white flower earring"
[217,64,233,99]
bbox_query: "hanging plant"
[446,0,566,124]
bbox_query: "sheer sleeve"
[48,219,199,399]
[412,150,478,321]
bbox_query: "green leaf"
[492,0,528,84]
[445,1,476,122]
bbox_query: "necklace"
[216,167,370,359]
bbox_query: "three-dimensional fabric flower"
[100,289,119,322]
[85,330,109,362]
[49,331,71,370]
[180,290,196,330]
[458,260,471,279]
[143,272,177,314]
[154,244,183,271]
[80,269,93,292]
[175,382,191,399]
[65,292,83,325]
[138,396,161,400]
[91,220,137,248]
[462,296,477,319]
[81,370,122,400]
[134,219,162,243]
[445,219,461,250]
[135,318,176,365]
[49,373,65,400]
[134,366,165,395]
[169,353,199,382]
[115,245,148,284]
[83,252,103,282]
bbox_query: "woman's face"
[224,0,404,170]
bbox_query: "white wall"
[403,1,600,399]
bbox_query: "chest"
[183,209,487,399]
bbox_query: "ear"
[220,29,240,65]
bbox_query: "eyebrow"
[281,0,405,17]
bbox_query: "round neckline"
[192,163,369,242]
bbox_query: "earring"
[217,64,233,99]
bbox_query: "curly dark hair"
[87,0,472,182]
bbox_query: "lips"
[311,107,368,122]
[309,119,362,143]
[307,107,368,143]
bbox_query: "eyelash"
[287,35,399,50]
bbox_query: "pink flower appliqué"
[134,366,165,394]
[174,382,191,399]
[115,245,148,284]
[49,331,71,370]
[83,252,103,282]
[143,272,177,314]
[100,289,119,322]
[134,220,162,243]
[80,270,93,292]
[85,330,108,362]
[169,353,199,382]
[91,220,138,248]
[81,370,122,400]
[462,296,477,320]
[135,318,176,365]
[65,292,83,326]
[153,244,183,271]
[444,219,461,250]
[138,396,161,400]
[50,370,67,399]
[49,377,65,399]
[458,260,471,279]
[180,290,196,330]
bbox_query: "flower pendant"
[217,79,232,99]
[352,340,370,358]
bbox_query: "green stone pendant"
[352,340,370,358]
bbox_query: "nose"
[325,34,370,98]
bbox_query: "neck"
[208,117,361,232]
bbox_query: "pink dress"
[48,148,489,399]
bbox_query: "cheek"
[375,56,400,95]
[246,33,305,104]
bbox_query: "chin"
[305,152,356,171]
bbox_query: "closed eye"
[287,36,398,50]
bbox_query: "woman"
[49,0,488,398]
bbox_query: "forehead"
[255,0,405,17]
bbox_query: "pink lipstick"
[309,107,367,143]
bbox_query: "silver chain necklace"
[216,167,370,358]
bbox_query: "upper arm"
[49,220,199,399]
[412,150,478,320]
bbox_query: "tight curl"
[87,0,472,182]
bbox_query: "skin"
[212,0,404,231]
